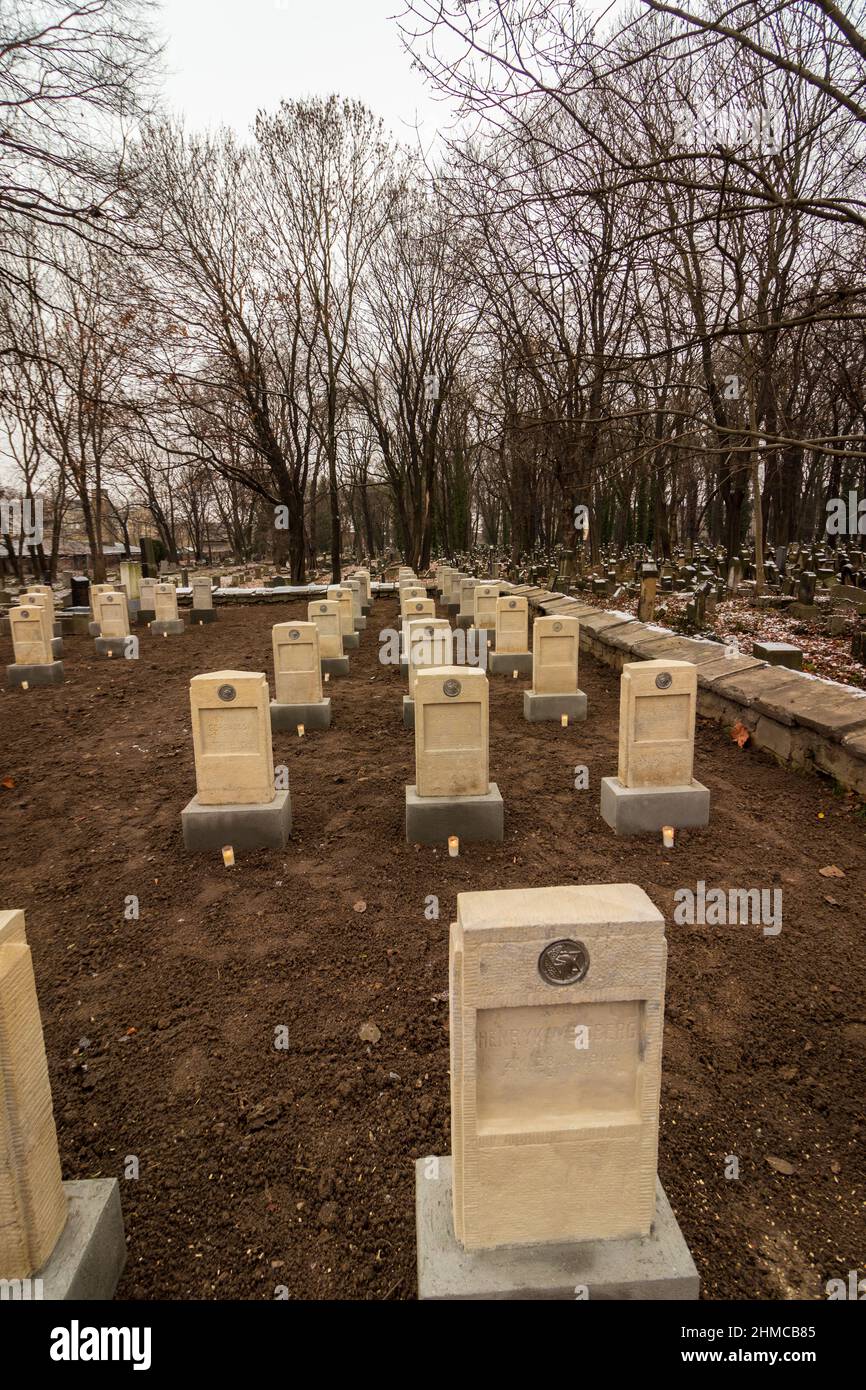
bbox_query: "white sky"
[158,0,448,145]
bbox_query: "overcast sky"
[158,0,448,145]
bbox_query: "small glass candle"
[222,845,235,867]
[448,835,459,858]
[662,825,675,848]
[297,724,305,738]
[561,713,569,728]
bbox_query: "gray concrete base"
[354,616,367,632]
[151,618,185,636]
[34,1179,126,1301]
[362,603,372,616]
[190,607,218,624]
[405,783,504,845]
[6,660,64,688]
[343,632,359,651]
[321,656,350,677]
[523,690,587,723]
[456,614,473,630]
[489,651,532,676]
[403,695,415,730]
[270,698,331,731]
[51,636,63,658]
[415,1157,699,1301]
[53,619,63,637]
[600,776,710,835]
[88,620,100,636]
[400,655,409,675]
[181,789,292,851]
[94,637,129,658]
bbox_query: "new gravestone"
[400,597,436,671]
[22,584,62,650]
[19,589,62,658]
[190,574,217,624]
[327,585,358,651]
[151,582,184,636]
[344,578,366,632]
[457,578,479,631]
[414,883,698,1299]
[472,584,499,650]
[270,621,331,731]
[138,577,158,625]
[181,671,291,851]
[0,909,126,1297]
[308,599,349,676]
[6,603,63,688]
[524,616,586,722]
[600,660,709,834]
[489,595,531,676]
[403,619,453,730]
[93,591,131,657]
[405,666,503,845]
[87,584,114,636]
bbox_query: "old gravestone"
[414,884,698,1299]
[600,659,709,834]
[524,615,586,723]
[270,621,331,731]
[308,599,348,677]
[181,671,291,851]
[405,666,503,845]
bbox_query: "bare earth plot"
[0,598,863,1300]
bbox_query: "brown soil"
[1,598,863,1301]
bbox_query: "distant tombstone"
[797,571,817,605]
[190,575,217,623]
[152,582,184,636]
[638,564,658,622]
[326,585,358,651]
[307,599,348,676]
[403,618,454,729]
[93,591,131,656]
[139,577,158,621]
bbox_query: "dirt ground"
[1,596,863,1301]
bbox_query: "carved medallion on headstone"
[537,938,589,985]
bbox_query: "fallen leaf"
[353,900,367,913]
[1,775,15,789]
[358,1021,380,1044]
[731,721,750,747]
[819,865,845,878]
[765,1155,797,1175]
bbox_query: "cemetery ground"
[1,598,863,1303]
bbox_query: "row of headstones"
[178,590,708,854]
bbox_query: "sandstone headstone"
[271,621,331,731]
[309,599,348,675]
[0,909,68,1277]
[601,660,709,833]
[490,595,531,675]
[406,666,503,844]
[152,582,184,635]
[182,671,291,849]
[524,615,585,722]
